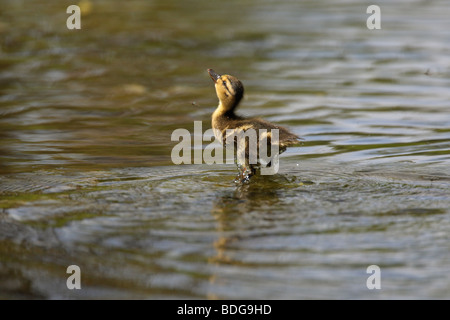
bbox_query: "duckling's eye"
[222,80,227,86]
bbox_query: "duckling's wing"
[240,118,301,143]
[226,118,301,154]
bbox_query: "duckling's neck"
[214,101,237,117]
[212,101,239,131]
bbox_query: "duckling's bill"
[208,69,221,83]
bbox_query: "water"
[0,0,449,299]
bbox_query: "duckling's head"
[208,69,244,112]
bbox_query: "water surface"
[0,0,449,299]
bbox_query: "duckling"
[207,68,301,182]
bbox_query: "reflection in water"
[213,176,286,215]
[207,175,293,299]
[0,266,38,299]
